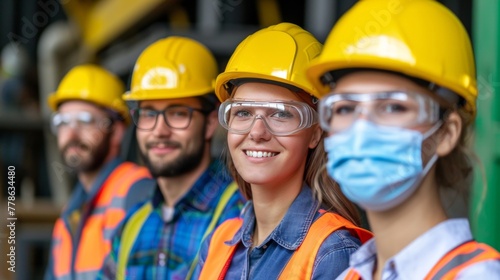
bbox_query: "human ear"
[308,125,323,149]
[204,110,219,141]
[436,111,462,156]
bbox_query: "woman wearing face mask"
[192,23,372,280]
[306,0,500,279]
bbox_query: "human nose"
[356,105,371,121]
[248,116,272,141]
[151,112,172,136]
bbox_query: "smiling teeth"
[246,151,276,158]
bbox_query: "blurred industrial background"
[0,0,497,279]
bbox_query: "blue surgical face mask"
[324,120,441,211]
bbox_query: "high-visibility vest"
[116,181,239,280]
[51,162,151,280]
[199,211,373,280]
[343,240,500,280]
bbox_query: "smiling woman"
[192,22,372,280]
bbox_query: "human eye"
[167,107,191,119]
[232,108,252,118]
[139,109,158,119]
[271,109,294,120]
[332,101,357,115]
[52,114,64,126]
[379,101,410,114]
[77,112,95,125]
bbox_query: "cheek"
[84,129,103,143]
[281,137,312,160]
[57,131,74,147]
[136,131,149,148]
[227,133,245,151]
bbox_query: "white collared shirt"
[337,219,500,279]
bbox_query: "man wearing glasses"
[98,37,245,280]
[45,64,155,280]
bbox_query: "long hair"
[435,109,476,218]
[309,132,361,225]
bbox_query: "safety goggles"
[51,111,111,135]
[318,91,440,132]
[219,99,318,136]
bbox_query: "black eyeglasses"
[130,106,209,131]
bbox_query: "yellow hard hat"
[48,64,130,124]
[215,22,323,102]
[307,0,477,117]
[124,36,218,101]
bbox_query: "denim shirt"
[195,185,362,280]
[337,219,500,279]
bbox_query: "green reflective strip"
[186,181,239,279]
[117,202,152,280]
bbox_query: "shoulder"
[198,217,242,260]
[117,162,155,208]
[456,259,500,279]
[318,228,362,255]
[312,229,362,279]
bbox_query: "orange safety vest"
[344,240,500,280]
[51,162,151,280]
[199,211,373,280]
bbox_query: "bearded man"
[45,64,154,280]
[98,37,245,280]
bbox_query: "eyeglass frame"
[218,99,318,136]
[130,105,211,131]
[50,111,114,135]
[318,91,442,133]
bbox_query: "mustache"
[145,140,181,149]
[62,140,89,154]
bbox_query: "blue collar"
[227,185,319,250]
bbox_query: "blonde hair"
[223,131,362,226]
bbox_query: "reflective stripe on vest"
[342,240,500,280]
[116,181,239,280]
[426,240,500,279]
[199,211,373,280]
[52,162,151,280]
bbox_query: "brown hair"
[433,109,478,218]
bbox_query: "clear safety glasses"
[318,91,440,133]
[219,99,318,136]
[51,111,111,135]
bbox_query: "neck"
[250,180,302,247]
[158,151,211,207]
[369,168,447,278]
[78,169,102,193]
[78,152,116,193]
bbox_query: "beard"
[140,127,206,178]
[61,133,111,173]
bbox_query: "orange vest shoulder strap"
[426,240,500,280]
[95,162,151,207]
[74,162,151,275]
[344,269,362,280]
[199,218,243,280]
[279,212,373,280]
